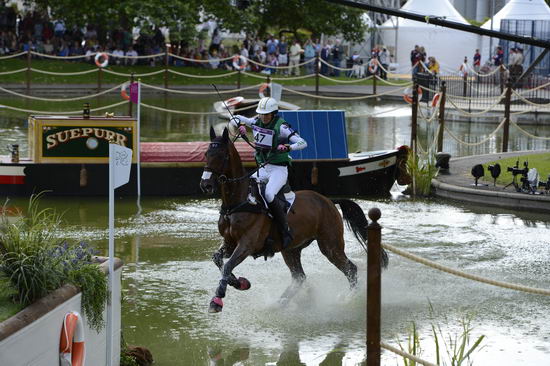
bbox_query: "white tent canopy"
[480,0,550,63]
[379,0,478,72]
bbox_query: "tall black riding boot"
[268,199,293,249]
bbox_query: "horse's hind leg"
[317,237,358,289]
[279,247,307,306]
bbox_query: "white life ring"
[224,96,244,108]
[94,52,109,68]
[121,81,130,100]
[232,55,247,70]
[258,83,270,98]
[431,93,441,108]
[59,311,85,366]
[403,86,423,104]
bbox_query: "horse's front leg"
[212,244,251,292]
[209,243,252,313]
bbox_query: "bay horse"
[200,127,388,313]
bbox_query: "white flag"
[109,143,132,189]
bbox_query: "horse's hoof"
[208,296,223,313]
[237,277,251,291]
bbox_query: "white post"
[106,143,115,366]
[136,81,142,212]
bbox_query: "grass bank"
[481,153,550,186]
[0,58,410,87]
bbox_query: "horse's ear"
[209,126,216,141]
[222,127,229,142]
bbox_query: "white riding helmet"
[256,97,278,114]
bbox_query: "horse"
[200,127,388,313]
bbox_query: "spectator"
[350,51,364,78]
[379,47,389,80]
[277,35,288,75]
[53,20,65,38]
[208,49,220,69]
[210,28,221,53]
[112,45,124,65]
[288,39,303,76]
[320,41,331,75]
[266,34,278,55]
[125,45,138,65]
[264,53,278,74]
[303,39,316,74]
[427,56,440,76]
[331,39,344,77]
[492,46,504,67]
[473,49,481,73]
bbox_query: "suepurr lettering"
[45,128,128,149]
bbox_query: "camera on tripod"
[506,160,528,177]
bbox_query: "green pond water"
[1,95,550,365]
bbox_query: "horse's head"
[200,127,231,195]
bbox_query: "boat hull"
[0,151,399,197]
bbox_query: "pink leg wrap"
[211,296,223,307]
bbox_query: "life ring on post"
[59,311,86,366]
[258,83,270,98]
[224,96,244,108]
[94,52,109,68]
[120,81,130,100]
[431,92,441,108]
[368,59,378,74]
[232,55,247,70]
[403,86,423,104]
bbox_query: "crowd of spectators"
[0,10,393,79]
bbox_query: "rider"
[230,97,307,248]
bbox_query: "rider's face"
[259,113,273,125]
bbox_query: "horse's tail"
[332,199,389,268]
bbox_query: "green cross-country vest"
[253,116,291,166]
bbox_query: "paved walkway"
[432,150,550,213]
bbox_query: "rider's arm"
[279,124,307,151]
[229,115,255,129]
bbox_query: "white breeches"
[254,164,288,203]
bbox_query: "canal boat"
[0,111,408,197]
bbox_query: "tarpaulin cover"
[140,142,255,162]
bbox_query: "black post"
[437,81,446,152]
[410,84,418,150]
[502,81,512,152]
[367,207,382,366]
[372,72,377,96]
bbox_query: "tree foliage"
[203,0,369,42]
[20,0,369,43]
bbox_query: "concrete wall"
[0,258,122,366]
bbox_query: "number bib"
[252,125,274,149]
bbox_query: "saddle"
[248,179,296,260]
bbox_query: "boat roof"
[141,142,255,162]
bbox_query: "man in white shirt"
[289,40,304,76]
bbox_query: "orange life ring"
[403,86,423,104]
[258,83,270,98]
[232,55,247,70]
[60,311,85,366]
[224,96,244,108]
[431,93,441,108]
[120,81,130,100]
[94,52,109,68]
[368,59,378,74]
